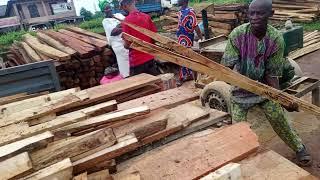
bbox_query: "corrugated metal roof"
[0,5,7,17]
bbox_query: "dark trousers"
[130,60,160,76]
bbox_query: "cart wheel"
[288,58,303,77]
[200,81,231,112]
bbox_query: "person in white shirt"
[102,5,129,77]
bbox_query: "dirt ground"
[248,50,320,177]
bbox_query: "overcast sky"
[0,0,100,15]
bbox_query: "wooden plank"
[289,41,320,60]
[23,34,71,61]
[209,21,233,30]
[73,172,88,180]
[20,41,42,62]
[79,159,116,175]
[0,100,117,146]
[116,123,259,180]
[121,30,320,116]
[31,128,116,171]
[43,30,96,58]
[59,29,107,51]
[72,134,139,175]
[118,86,198,110]
[14,41,33,63]
[0,91,89,128]
[240,150,317,180]
[0,131,53,161]
[0,152,33,180]
[200,163,241,180]
[0,91,49,106]
[133,119,168,140]
[113,171,141,180]
[22,158,73,180]
[87,170,111,180]
[54,106,150,137]
[36,32,77,56]
[66,27,107,41]
[28,113,57,126]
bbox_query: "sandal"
[296,145,313,167]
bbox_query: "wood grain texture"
[36,32,77,55]
[0,152,33,180]
[20,41,41,62]
[116,123,259,180]
[73,172,88,180]
[0,131,53,161]
[87,170,111,180]
[66,27,107,41]
[31,128,116,170]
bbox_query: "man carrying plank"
[221,0,312,166]
[120,0,160,76]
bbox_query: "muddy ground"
[248,50,320,177]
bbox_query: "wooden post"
[13,4,24,30]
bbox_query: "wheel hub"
[207,92,228,112]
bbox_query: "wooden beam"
[0,91,49,106]
[66,27,107,41]
[115,123,259,180]
[87,170,112,180]
[20,41,42,62]
[132,119,168,140]
[36,32,77,56]
[200,163,241,180]
[23,34,71,61]
[121,31,320,116]
[0,131,53,161]
[22,158,73,180]
[73,172,88,180]
[0,152,33,180]
[0,100,117,146]
[59,29,107,52]
[54,106,150,137]
[31,128,116,171]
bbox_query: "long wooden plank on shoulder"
[36,32,77,55]
[0,100,117,146]
[59,29,107,51]
[118,86,198,111]
[122,31,320,116]
[0,131,53,161]
[22,158,73,180]
[54,106,150,138]
[0,152,33,180]
[0,87,79,117]
[31,128,116,171]
[0,91,89,128]
[23,34,71,61]
[66,26,107,41]
[115,123,259,180]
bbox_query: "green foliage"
[301,20,320,32]
[0,30,27,53]
[79,17,104,30]
[80,7,93,21]
[93,11,105,19]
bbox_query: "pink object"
[100,74,124,85]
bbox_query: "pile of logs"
[162,3,248,36]
[5,27,116,90]
[271,0,320,22]
[289,30,320,60]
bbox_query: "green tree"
[80,7,93,21]
[98,0,109,12]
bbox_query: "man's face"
[104,6,113,18]
[248,3,271,32]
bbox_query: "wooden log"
[115,123,259,180]
[0,100,117,146]
[72,134,139,175]
[0,91,89,128]
[43,30,96,58]
[20,41,42,62]
[120,26,320,116]
[54,106,150,137]
[0,152,33,180]
[31,128,116,170]
[36,32,77,55]
[23,34,71,61]
[0,131,53,161]
[66,26,107,41]
[59,29,107,51]
[22,158,73,180]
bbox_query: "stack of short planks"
[271,0,320,22]
[5,27,116,90]
[0,73,241,179]
[163,3,248,36]
[289,30,320,60]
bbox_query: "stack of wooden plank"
[0,73,230,179]
[163,3,248,36]
[5,27,116,90]
[289,30,320,60]
[271,0,320,22]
